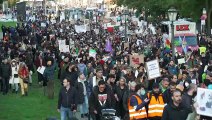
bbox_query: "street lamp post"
[123,10,129,42]
[168,7,178,60]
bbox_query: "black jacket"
[0,63,11,78]
[89,86,116,114]
[163,89,173,104]
[57,86,78,110]
[181,93,193,109]
[115,85,128,102]
[161,102,192,120]
[61,69,78,86]
[74,80,89,104]
[122,90,135,112]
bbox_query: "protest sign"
[89,49,97,58]
[197,88,212,117]
[129,54,144,68]
[60,45,70,53]
[177,58,185,64]
[58,40,66,51]
[124,42,129,49]
[37,66,46,74]
[41,23,46,27]
[146,59,161,80]
[75,25,86,33]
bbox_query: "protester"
[128,84,149,120]
[114,77,128,119]
[161,89,192,120]
[159,77,170,93]
[89,80,115,120]
[18,62,29,96]
[9,59,19,94]
[43,58,56,99]
[57,78,77,120]
[0,58,11,95]
[147,83,165,120]
[163,82,177,104]
[75,73,89,118]
[1,8,212,120]
[123,81,136,119]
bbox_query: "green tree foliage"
[114,0,210,22]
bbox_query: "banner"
[174,23,196,35]
[146,59,161,80]
[89,49,97,58]
[197,88,212,117]
[129,54,144,68]
[75,25,86,33]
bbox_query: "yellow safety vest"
[128,95,147,120]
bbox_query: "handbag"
[14,74,18,78]
[23,78,29,83]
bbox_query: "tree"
[114,0,206,22]
[8,0,19,7]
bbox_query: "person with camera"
[57,78,77,120]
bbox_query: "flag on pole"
[105,40,113,52]
[175,36,182,46]
[165,39,171,52]
[89,49,97,58]
[182,36,187,54]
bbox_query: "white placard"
[191,79,197,84]
[146,59,161,80]
[58,40,66,51]
[41,23,46,27]
[60,45,70,53]
[37,66,46,74]
[177,58,185,64]
[196,88,212,117]
[75,25,86,33]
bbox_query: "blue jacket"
[78,63,87,76]
[43,62,56,80]
[168,65,178,75]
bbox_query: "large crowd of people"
[0,9,212,120]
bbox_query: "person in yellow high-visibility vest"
[128,84,149,120]
[147,83,165,120]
